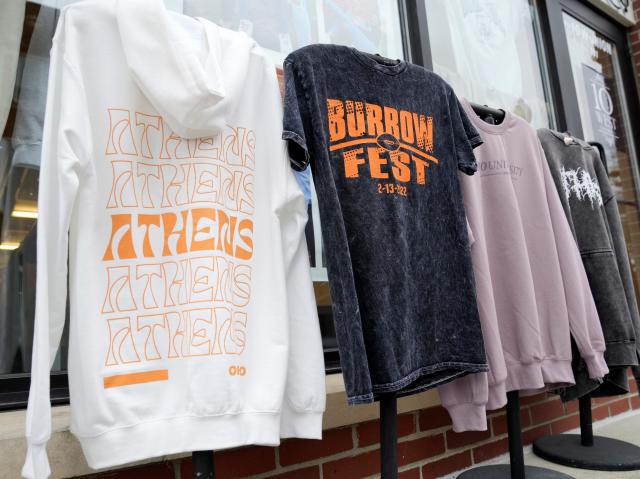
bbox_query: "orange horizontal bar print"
[103,369,169,389]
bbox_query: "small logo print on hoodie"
[560,166,603,209]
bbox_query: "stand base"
[457,465,574,478]
[533,434,640,471]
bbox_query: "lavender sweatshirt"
[438,98,609,431]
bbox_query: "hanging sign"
[586,0,636,26]
[582,64,618,164]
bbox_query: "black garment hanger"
[589,141,608,174]
[470,102,506,125]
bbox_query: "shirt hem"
[604,341,639,368]
[504,357,574,393]
[347,362,488,405]
[78,412,282,470]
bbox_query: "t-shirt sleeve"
[282,57,310,171]
[448,90,483,175]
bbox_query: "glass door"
[546,0,640,298]
[563,13,638,180]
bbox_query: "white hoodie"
[23,1,326,477]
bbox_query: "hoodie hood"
[116,0,231,138]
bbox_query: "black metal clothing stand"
[533,395,640,471]
[470,102,505,125]
[457,391,574,479]
[380,393,398,479]
[192,450,215,479]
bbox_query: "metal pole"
[579,395,594,447]
[506,390,526,479]
[192,450,215,479]
[380,394,398,479]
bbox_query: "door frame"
[540,0,640,155]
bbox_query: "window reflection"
[424,0,554,128]
[0,1,406,376]
[184,0,404,63]
[1,2,63,375]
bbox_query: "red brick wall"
[80,378,640,479]
[632,0,640,90]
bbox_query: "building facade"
[1,0,640,478]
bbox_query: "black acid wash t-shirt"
[283,44,487,405]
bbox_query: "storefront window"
[424,0,555,128]
[184,0,405,64]
[0,1,406,384]
[0,2,68,378]
[562,12,640,301]
[185,0,407,369]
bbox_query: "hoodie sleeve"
[593,155,640,390]
[438,217,507,432]
[22,24,89,479]
[277,144,326,439]
[538,142,608,380]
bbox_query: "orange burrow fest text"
[327,98,439,185]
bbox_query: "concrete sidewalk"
[463,409,640,478]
